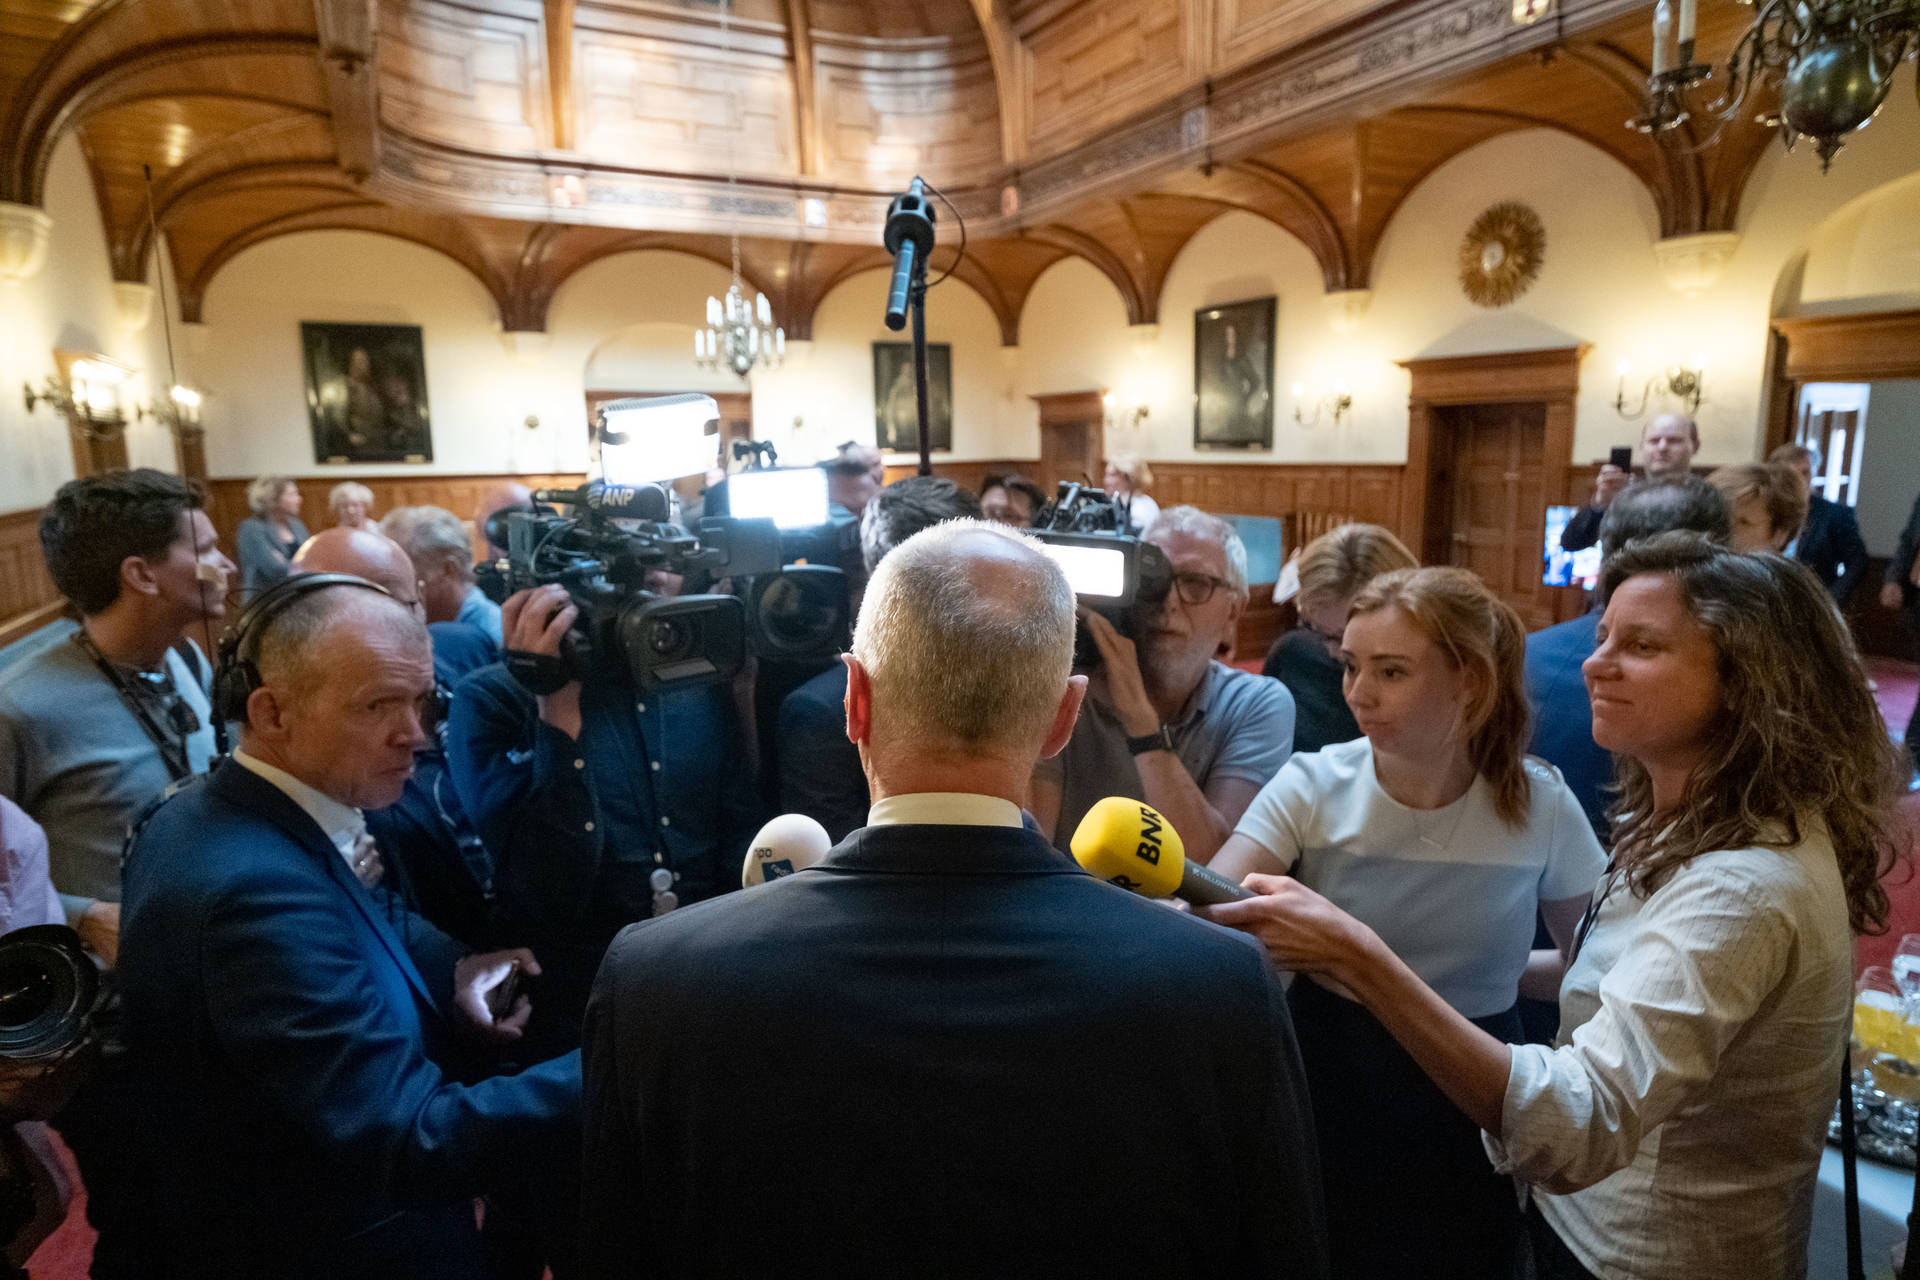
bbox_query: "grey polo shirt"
[0,634,216,921]
[1038,659,1295,853]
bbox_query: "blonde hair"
[1708,463,1808,541]
[1349,567,1532,826]
[328,482,374,521]
[852,520,1074,755]
[1296,523,1419,616]
[247,475,297,518]
[1106,453,1153,491]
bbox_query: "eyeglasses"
[1170,572,1231,606]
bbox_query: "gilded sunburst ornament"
[1459,202,1545,308]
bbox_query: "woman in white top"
[1208,533,1901,1280]
[1213,565,1605,1279]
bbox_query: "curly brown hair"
[1600,532,1902,934]
[1349,566,1532,827]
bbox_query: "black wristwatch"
[1126,725,1174,756]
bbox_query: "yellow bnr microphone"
[1070,797,1252,906]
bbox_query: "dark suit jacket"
[1795,495,1869,605]
[774,662,868,842]
[581,822,1329,1279]
[1887,492,1920,599]
[1558,503,1603,553]
[1524,611,1609,841]
[119,760,580,1279]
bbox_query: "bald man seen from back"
[580,520,1329,1279]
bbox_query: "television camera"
[1031,482,1172,671]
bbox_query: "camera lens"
[0,961,53,1030]
[647,617,692,658]
[756,573,844,655]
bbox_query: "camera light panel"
[727,468,829,529]
[1042,542,1127,599]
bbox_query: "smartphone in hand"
[1608,446,1633,471]
[484,960,523,1021]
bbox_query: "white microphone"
[741,813,832,888]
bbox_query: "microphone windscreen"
[1070,797,1186,898]
[742,813,832,888]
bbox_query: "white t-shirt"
[1233,737,1606,1019]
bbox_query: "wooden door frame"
[1766,309,1920,452]
[1398,345,1587,624]
[1031,389,1106,492]
[1399,346,1587,556]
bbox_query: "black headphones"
[211,573,410,725]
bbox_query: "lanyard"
[1567,860,1622,968]
[72,631,198,782]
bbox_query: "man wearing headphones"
[117,575,580,1279]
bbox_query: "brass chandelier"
[1632,0,1918,169]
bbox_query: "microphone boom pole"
[882,177,937,477]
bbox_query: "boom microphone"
[741,813,832,888]
[1070,797,1252,906]
[532,481,671,523]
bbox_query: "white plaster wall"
[0,135,177,512]
[198,230,588,478]
[750,266,1019,463]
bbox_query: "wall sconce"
[1612,358,1704,419]
[138,384,205,438]
[1291,380,1352,428]
[24,356,132,440]
[1103,389,1149,432]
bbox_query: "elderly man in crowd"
[1560,412,1698,553]
[1031,504,1294,863]
[776,475,982,841]
[383,505,502,645]
[581,520,1327,1277]
[118,578,578,1279]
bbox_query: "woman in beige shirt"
[1208,532,1901,1279]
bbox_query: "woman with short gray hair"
[236,475,308,600]
[328,481,375,531]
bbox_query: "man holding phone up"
[1560,413,1698,552]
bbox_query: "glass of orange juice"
[1858,967,1920,1136]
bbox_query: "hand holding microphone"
[1070,797,1250,906]
[742,813,832,888]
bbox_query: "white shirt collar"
[233,749,365,862]
[866,792,1023,829]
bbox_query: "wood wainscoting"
[0,508,62,648]
[878,460,1040,492]
[203,472,589,558]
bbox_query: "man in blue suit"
[581,521,1328,1278]
[118,577,579,1279]
[1525,476,1731,838]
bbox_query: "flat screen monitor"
[1543,505,1601,589]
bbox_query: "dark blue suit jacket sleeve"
[198,872,581,1209]
[445,665,604,937]
[1830,504,1869,605]
[1559,505,1602,553]
[580,931,649,1277]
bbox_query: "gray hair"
[1144,505,1248,597]
[251,586,427,709]
[247,475,297,517]
[381,505,472,575]
[328,482,374,516]
[852,520,1075,755]
[859,476,983,574]
[1598,476,1730,562]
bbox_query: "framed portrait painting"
[873,341,953,453]
[301,321,434,464]
[1193,296,1275,450]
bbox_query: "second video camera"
[1031,482,1171,671]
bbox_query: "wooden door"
[1032,390,1106,495]
[1443,401,1551,629]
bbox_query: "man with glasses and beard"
[1029,505,1294,863]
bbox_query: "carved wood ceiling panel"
[1,0,1784,351]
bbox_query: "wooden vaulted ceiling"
[2,0,1777,342]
